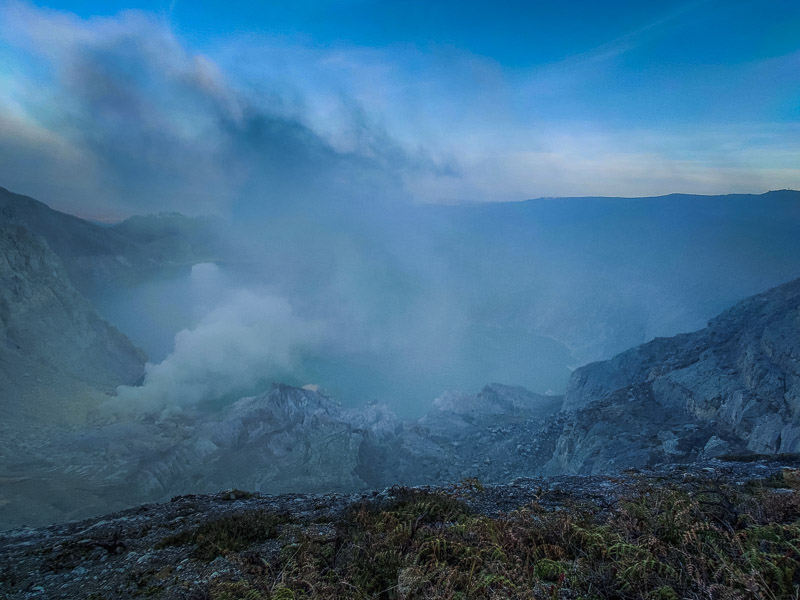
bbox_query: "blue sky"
[0,0,798,217]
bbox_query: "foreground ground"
[2,458,800,600]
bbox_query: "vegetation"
[156,472,800,599]
[159,509,290,561]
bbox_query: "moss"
[269,587,296,600]
[268,478,800,599]
[650,586,678,600]
[49,474,784,598]
[383,486,474,523]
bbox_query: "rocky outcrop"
[549,277,800,473]
[383,384,563,484]
[180,384,366,495]
[350,384,561,487]
[0,384,366,530]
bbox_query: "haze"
[1,0,800,534]
[1,0,799,417]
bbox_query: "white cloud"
[0,1,797,214]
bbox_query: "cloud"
[0,1,798,215]
[0,2,434,218]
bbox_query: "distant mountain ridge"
[421,188,800,363]
[0,186,227,294]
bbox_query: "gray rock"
[0,220,146,424]
[551,276,800,473]
[701,436,731,459]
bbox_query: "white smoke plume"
[112,288,323,417]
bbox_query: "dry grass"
[165,473,800,599]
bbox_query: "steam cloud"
[114,288,322,416]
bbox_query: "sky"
[0,0,798,218]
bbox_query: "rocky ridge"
[549,276,800,474]
[0,186,227,295]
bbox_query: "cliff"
[0,222,146,423]
[549,276,800,473]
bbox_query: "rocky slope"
[1,458,797,600]
[0,385,358,531]
[549,276,800,474]
[354,384,563,487]
[3,271,800,531]
[0,221,146,423]
[5,263,800,528]
[144,384,367,497]
[0,383,562,530]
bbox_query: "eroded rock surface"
[551,276,800,473]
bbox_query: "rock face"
[549,276,800,473]
[170,384,367,495]
[0,385,365,530]
[0,222,146,422]
[178,383,564,498]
